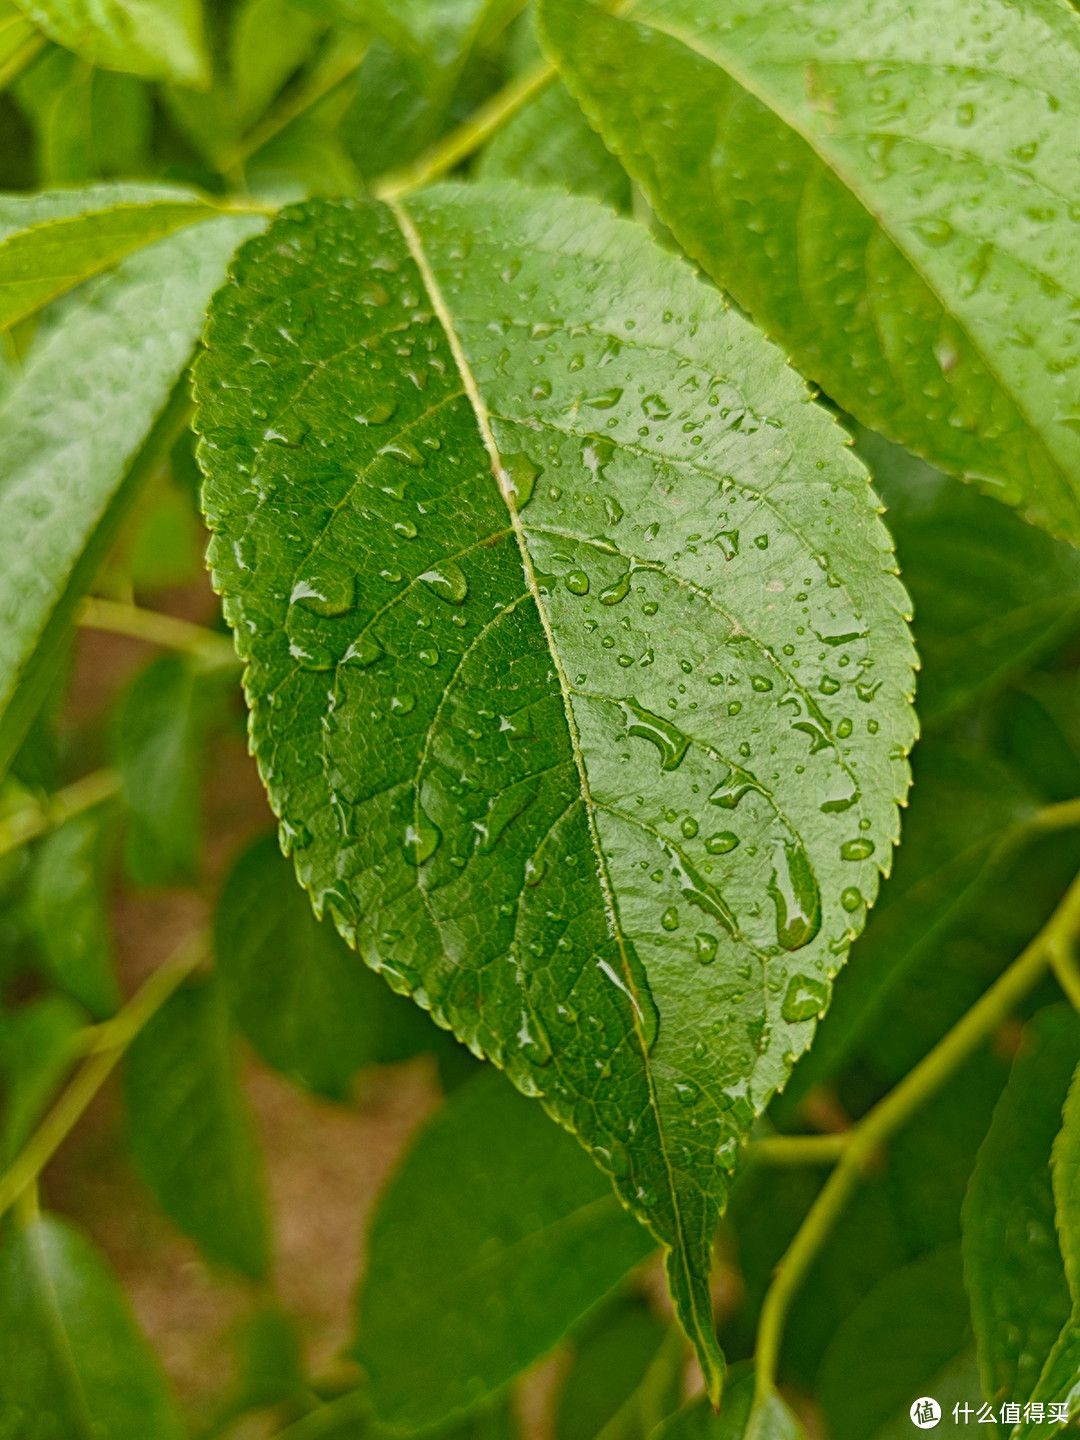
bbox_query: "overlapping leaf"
[540,0,1080,544]
[195,181,915,1392]
[0,208,264,778]
[14,0,210,86]
[0,181,219,330]
[354,1068,655,1429]
[0,1211,185,1439]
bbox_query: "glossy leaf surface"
[540,0,1080,544]
[0,209,264,779]
[125,974,270,1279]
[963,1005,1080,1408]
[14,0,210,86]
[0,1211,185,1439]
[354,1067,655,1430]
[195,182,915,1390]
[216,831,449,1098]
[0,181,218,330]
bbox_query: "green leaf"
[0,991,86,1162]
[25,808,119,1018]
[0,1210,185,1440]
[230,0,326,130]
[817,1245,970,1440]
[216,830,451,1099]
[746,1391,809,1440]
[114,653,205,887]
[652,1367,755,1440]
[349,0,519,90]
[555,1296,667,1440]
[857,429,1080,728]
[963,1004,1080,1408]
[354,1067,655,1430]
[0,208,265,781]
[0,1,41,90]
[477,77,632,212]
[0,181,220,331]
[124,972,270,1279]
[13,45,95,184]
[539,0,1080,545]
[14,0,210,86]
[194,182,915,1395]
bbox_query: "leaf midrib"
[629,8,1080,523]
[387,194,698,1327]
[27,1221,96,1440]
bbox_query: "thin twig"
[752,863,1080,1413]
[0,932,209,1223]
[78,597,238,669]
[749,1132,851,1165]
[0,768,121,859]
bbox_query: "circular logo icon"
[910,1399,941,1429]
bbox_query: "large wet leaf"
[540,0,1080,546]
[194,182,915,1393]
[0,210,264,779]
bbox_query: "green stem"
[749,1132,850,1165]
[0,932,208,1223]
[268,1388,370,1440]
[753,862,1080,1410]
[0,768,121,859]
[373,57,557,201]
[78,597,238,669]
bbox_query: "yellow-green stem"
[78,597,238,669]
[753,863,1080,1411]
[750,1132,851,1165]
[374,57,557,201]
[0,932,208,1223]
[0,768,121,859]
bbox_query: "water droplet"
[712,529,739,560]
[502,452,542,508]
[583,436,615,478]
[709,765,768,809]
[565,569,590,596]
[840,838,875,861]
[524,855,546,886]
[769,841,822,951]
[661,906,679,931]
[754,534,769,549]
[841,886,863,912]
[516,1010,552,1066]
[643,522,659,543]
[417,646,439,667]
[618,698,690,771]
[595,943,659,1049]
[355,395,397,426]
[290,575,355,617]
[474,777,540,856]
[390,692,415,714]
[715,1135,739,1172]
[585,387,623,409]
[674,1080,699,1105]
[695,932,718,965]
[600,570,630,606]
[705,831,738,854]
[531,379,552,400]
[642,394,671,420]
[404,810,441,864]
[792,718,832,754]
[781,973,829,1023]
[379,439,426,467]
[819,674,841,695]
[915,217,954,247]
[420,562,468,604]
[669,849,737,936]
[836,718,853,739]
[342,634,382,667]
[290,640,335,671]
[680,816,699,839]
[394,518,418,539]
[604,495,624,526]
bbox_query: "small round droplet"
[841,886,863,912]
[565,569,590,595]
[680,816,699,839]
[706,832,739,854]
[674,1080,699,1105]
[420,562,468,604]
[751,675,773,692]
[661,907,679,931]
[390,692,415,714]
[840,838,875,861]
[695,932,718,965]
[417,647,439,667]
[781,973,830,1023]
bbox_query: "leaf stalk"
[78,597,238,669]
[0,767,121,859]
